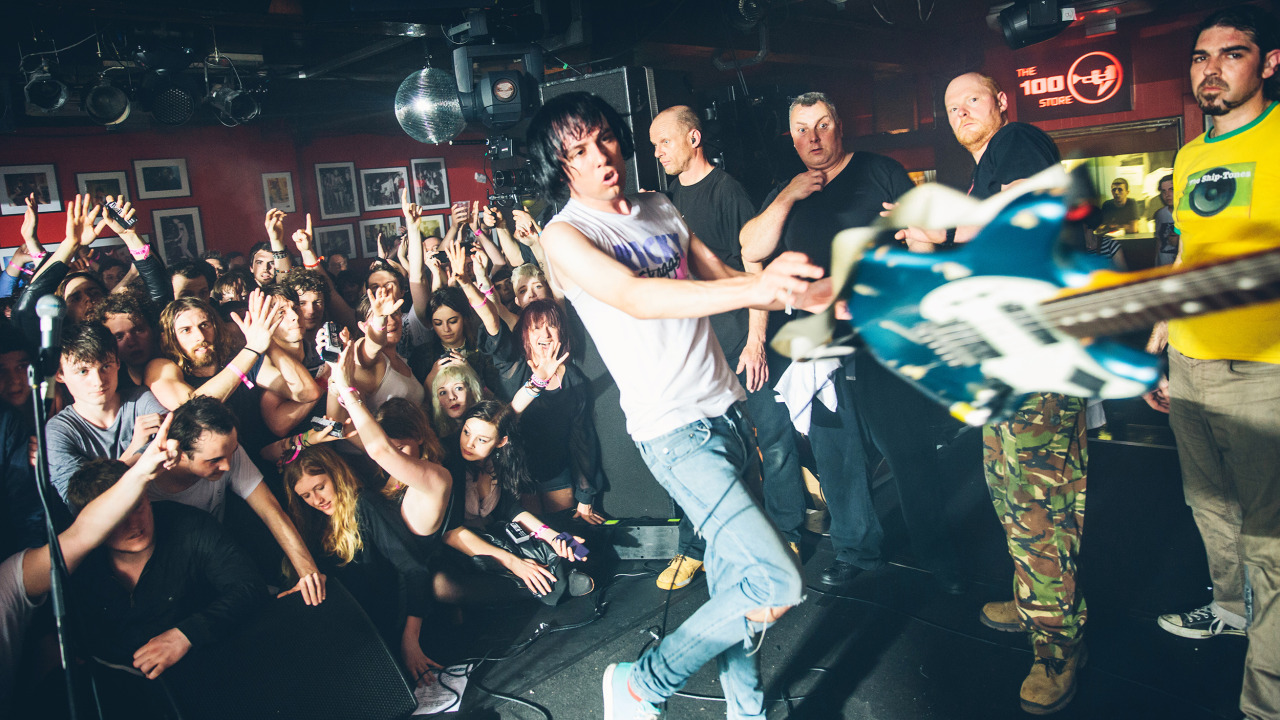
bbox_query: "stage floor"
[424,437,1249,720]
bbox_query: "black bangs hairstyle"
[527,91,635,201]
[1197,5,1280,101]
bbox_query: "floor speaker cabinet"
[539,66,692,195]
[606,518,682,560]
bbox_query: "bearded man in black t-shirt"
[742,92,917,589]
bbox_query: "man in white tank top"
[527,92,830,720]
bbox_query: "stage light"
[395,67,467,144]
[24,70,68,112]
[209,86,260,124]
[82,80,131,125]
[999,0,1076,49]
[152,86,196,125]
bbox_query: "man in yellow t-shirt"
[1147,7,1280,719]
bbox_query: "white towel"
[774,358,842,436]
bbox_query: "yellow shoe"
[788,542,801,558]
[656,555,704,590]
[1020,644,1087,715]
[980,600,1024,633]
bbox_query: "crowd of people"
[0,5,1276,720]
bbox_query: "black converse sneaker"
[1157,604,1246,639]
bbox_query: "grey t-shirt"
[146,446,263,522]
[0,550,42,715]
[47,388,168,502]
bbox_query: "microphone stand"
[28,363,87,720]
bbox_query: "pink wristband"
[470,297,486,309]
[130,246,150,260]
[231,364,255,389]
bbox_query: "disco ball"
[395,68,466,144]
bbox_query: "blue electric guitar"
[830,182,1280,426]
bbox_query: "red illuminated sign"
[1012,40,1132,121]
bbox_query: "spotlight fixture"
[209,85,259,125]
[82,79,131,125]
[151,85,196,125]
[24,67,68,113]
[395,67,467,144]
[999,0,1076,49]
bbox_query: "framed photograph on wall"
[262,171,296,213]
[358,217,405,259]
[76,171,130,206]
[314,162,359,219]
[152,207,204,263]
[315,224,357,261]
[1,164,60,215]
[134,159,190,199]
[416,214,447,240]
[359,166,408,212]
[410,158,450,211]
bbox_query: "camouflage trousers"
[983,392,1088,660]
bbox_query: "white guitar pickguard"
[918,277,1152,399]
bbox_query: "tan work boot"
[1020,644,1087,715]
[656,555,704,590]
[980,600,1025,633]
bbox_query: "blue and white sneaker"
[603,662,660,720]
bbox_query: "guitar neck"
[1041,248,1280,338]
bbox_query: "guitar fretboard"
[1041,248,1280,338]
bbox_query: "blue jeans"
[632,405,805,719]
[676,378,806,561]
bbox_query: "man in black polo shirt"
[649,105,807,590]
[904,71,1087,715]
[742,91,915,587]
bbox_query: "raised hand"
[479,205,500,229]
[368,285,405,318]
[450,202,470,228]
[65,194,102,248]
[134,413,180,478]
[445,240,473,284]
[99,196,139,238]
[527,339,568,385]
[400,188,422,223]
[265,209,287,244]
[291,213,315,256]
[511,208,540,245]
[20,194,39,246]
[470,245,491,283]
[230,288,284,354]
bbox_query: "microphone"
[35,295,65,377]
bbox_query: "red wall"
[0,120,490,257]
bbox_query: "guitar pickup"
[1000,302,1060,345]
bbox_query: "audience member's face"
[57,355,119,405]
[296,291,325,332]
[432,305,464,347]
[217,279,247,304]
[1159,180,1175,208]
[366,270,401,299]
[271,300,304,345]
[63,277,106,323]
[182,430,238,479]
[493,277,515,307]
[0,350,30,408]
[422,237,441,255]
[1111,182,1129,204]
[437,380,473,420]
[173,274,211,302]
[173,308,219,369]
[293,471,337,516]
[105,498,155,555]
[101,265,126,291]
[944,73,1007,153]
[525,319,561,354]
[650,114,696,176]
[205,258,225,277]
[514,274,549,308]
[789,102,844,172]
[104,313,155,369]
[251,250,275,286]
[339,280,362,307]
[459,418,501,462]
[328,254,348,275]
